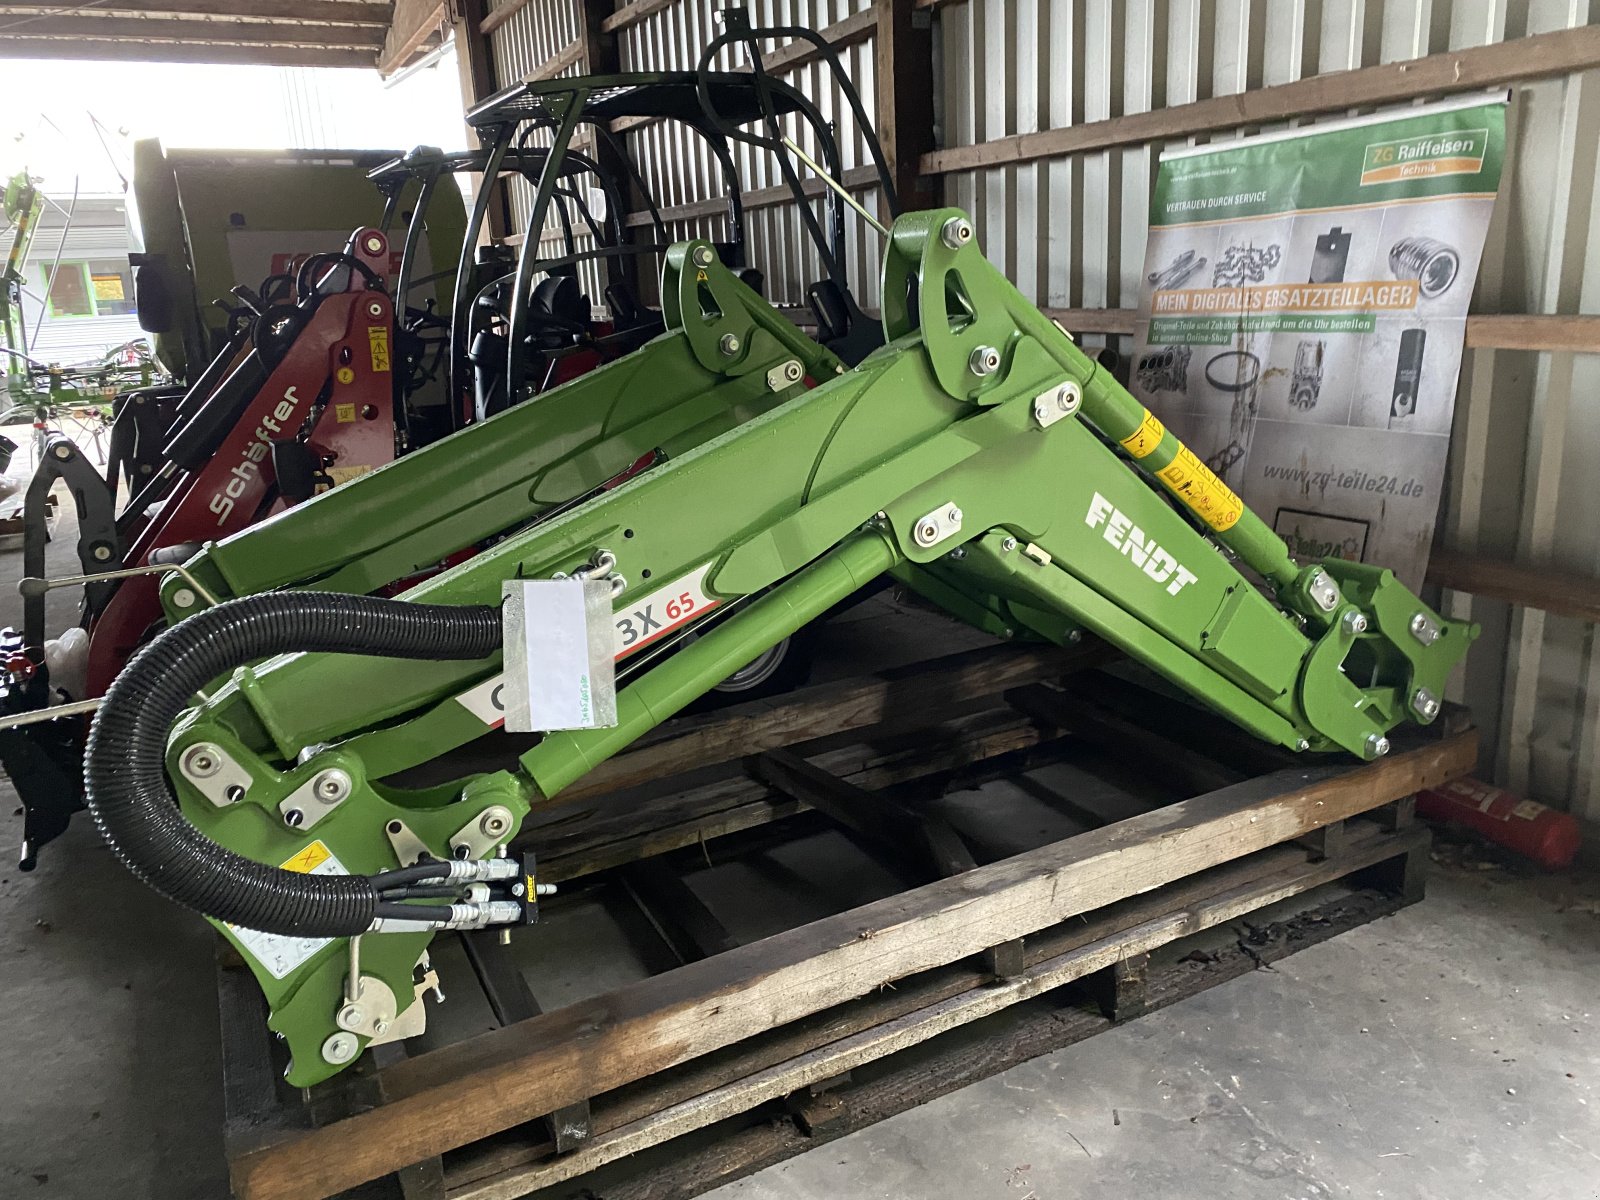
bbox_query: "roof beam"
[0,1,393,25]
[0,35,377,66]
[378,0,443,73]
[0,14,384,46]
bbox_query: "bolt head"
[1340,610,1368,636]
[1413,688,1440,722]
[373,1020,390,1037]
[719,333,741,357]
[313,769,351,803]
[338,1004,363,1027]
[182,744,220,778]
[940,216,973,249]
[969,345,1001,376]
[170,587,196,609]
[1001,537,1018,552]
[52,444,71,460]
[364,234,384,255]
[92,544,112,561]
[947,506,962,524]
[1066,629,1083,644]
[692,245,715,268]
[1364,734,1391,760]
[321,1032,358,1065]
[1296,739,1310,751]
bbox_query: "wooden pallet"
[217,642,1476,1200]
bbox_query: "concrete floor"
[1,459,1597,1200]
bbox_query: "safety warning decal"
[368,326,391,373]
[227,841,346,979]
[1120,408,1166,460]
[1156,446,1245,532]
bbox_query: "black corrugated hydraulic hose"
[83,592,500,938]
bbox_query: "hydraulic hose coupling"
[369,901,524,934]
[83,590,503,939]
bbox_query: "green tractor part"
[84,208,1475,1087]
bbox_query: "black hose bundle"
[83,592,500,938]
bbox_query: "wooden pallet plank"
[445,823,1429,1199]
[229,728,1472,1200]
[581,882,1418,1200]
[554,642,1104,804]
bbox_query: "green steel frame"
[149,211,1472,1085]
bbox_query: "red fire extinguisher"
[1416,778,1582,870]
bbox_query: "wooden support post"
[619,859,741,964]
[392,1155,447,1200]
[1353,841,1430,905]
[450,0,495,125]
[459,933,593,1153]
[1296,817,1348,863]
[874,0,939,215]
[447,0,511,243]
[1372,794,1418,831]
[751,749,1025,978]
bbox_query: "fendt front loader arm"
[159,244,840,614]
[84,212,1474,1086]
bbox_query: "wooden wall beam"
[1046,309,1600,355]
[1427,550,1600,624]
[623,164,879,229]
[0,35,376,65]
[380,0,446,74]
[920,25,1600,177]
[478,0,530,37]
[522,37,581,82]
[0,14,384,46]
[0,0,392,22]
[599,0,672,35]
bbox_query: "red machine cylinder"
[1416,777,1581,870]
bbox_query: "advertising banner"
[1128,94,1507,589]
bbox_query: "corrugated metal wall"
[615,0,882,309]
[482,1,1600,817]
[930,0,1600,818]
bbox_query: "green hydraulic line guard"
[523,528,897,798]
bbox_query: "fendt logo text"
[1085,492,1200,597]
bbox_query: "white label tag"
[501,578,617,733]
[229,841,346,980]
[455,563,721,729]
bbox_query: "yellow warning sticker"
[335,366,355,386]
[1156,446,1244,532]
[368,326,391,373]
[335,402,356,423]
[1120,408,1166,459]
[695,269,709,282]
[281,839,333,873]
[325,464,375,486]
